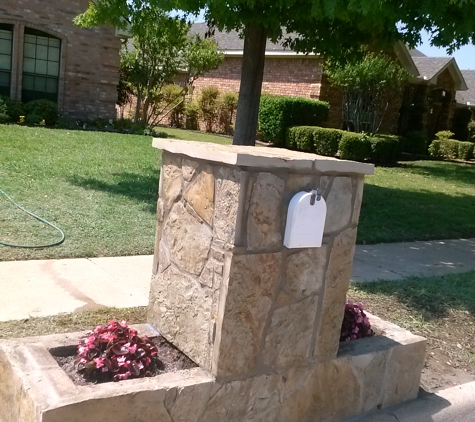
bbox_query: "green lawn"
[1,125,474,261]
[358,161,475,244]
[348,271,475,371]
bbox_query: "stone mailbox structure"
[0,139,426,422]
[149,139,372,380]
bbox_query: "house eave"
[223,50,319,58]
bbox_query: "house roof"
[409,56,467,91]
[190,23,297,55]
[408,48,427,58]
[456,70,475,106]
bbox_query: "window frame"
[21,27,62,103]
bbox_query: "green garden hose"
[0,188,65,248]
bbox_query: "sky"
[417,31,475,70]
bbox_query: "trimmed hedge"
[0,95,25,123]
[429,139,474,160]
[258,94,329,146]
[369,134,401,164]
[286,126,342,156]
[25,99,59,126]
[401,130,428,155]
[338,132,371,161]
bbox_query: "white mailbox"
[284,190,327,248]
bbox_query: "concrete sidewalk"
[0,255,152,322]
[355,380,475,422]
[351,238,475,282]
[1,238,474,321]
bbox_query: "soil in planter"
[51,336,197,386]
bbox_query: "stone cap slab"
[153,138,374,175]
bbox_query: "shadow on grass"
[352,271,475,320]
[357,184,475,244]
[68,171,159,214]
[397,161,475,187]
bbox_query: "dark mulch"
[51,336,197,386]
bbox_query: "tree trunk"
[233,23,268,146]
[134,90,142,124]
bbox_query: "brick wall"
[0,0,121,120]
[193,56,324,99]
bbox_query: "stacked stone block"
[149,140,370,379]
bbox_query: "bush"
[458,141,474,160]
[313,127,342,156]
[340,301,374,342]
[185,101,199,130]
[338,132,371,161]
[369,134,401,164]
[25,99,59,126]
[218,91,238,135]
[162,85,185,128]
[429,139,473,160]
[435,130,455,141]
[402,130,429,155]
[198,86,220,132]
[258,94,329,146]
[76,320,159,382]
[0,98,8,123]
[0,95,25,123]
[286,125,342,156]
[286,126,316,152]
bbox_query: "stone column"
[148,139,373,380]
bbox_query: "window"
[0,24,13,97]
[22,28,60,103]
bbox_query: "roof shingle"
[456,70,475,105]
[190,22,291,52]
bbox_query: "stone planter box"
[0,140,426,421]
[0,318,425,422]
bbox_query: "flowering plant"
[340,301,374,342]
[75,320,159,382]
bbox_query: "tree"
[75,0,475,145]
[326,51,409,135]
[103,6,223,126]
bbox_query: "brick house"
[453,70,475,141]
[190,23,468,138]
[0,0,121,121]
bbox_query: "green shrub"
[458,141,474,160]
[338,132,371,161]
[313,127,342,156]
[429,139,473,160]
[286,126,316,152]
[369,134,401,164]
[25,100,59,126]
[185,101,199,130]
[286,125,342,156]
[402,130,428,155]
[258,94,329,146]
[0,95,25,123]
[0,98,8,123]
[198,86,220,132]
[218,91,238,135]
[162,85,186,128]
[435,130,454,141]
[25,113,42,125]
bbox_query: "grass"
[0,125,230,262]
[348,271,475,370]
[1,125,474,262]
[0,307,147,339]
[358,161,475,244]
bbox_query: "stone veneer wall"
[0,0,120,120]
[149,140,370,380]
